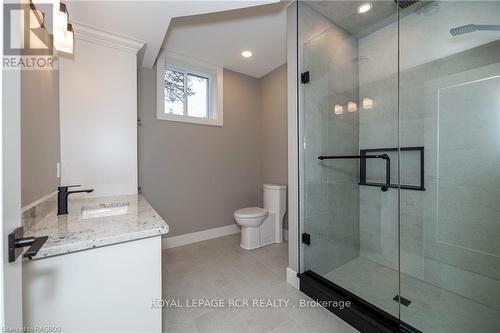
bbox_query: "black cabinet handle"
[8,227,48,262]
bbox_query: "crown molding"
[72,22,145,54]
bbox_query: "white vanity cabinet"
[22,195,168,332]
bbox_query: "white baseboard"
[162,224,240,249]
[286,267,299,289]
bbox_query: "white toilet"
[234,184,287,250]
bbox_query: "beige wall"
[59,39,138,197]
[259,64,288,186]
[139,65,287,237]
[21,69,60,207]
[139,68,264,237]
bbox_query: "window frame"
[157,51,223,126]
[164,65,211,118]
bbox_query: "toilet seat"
[234,207,268,219]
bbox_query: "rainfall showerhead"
[450,24,477,36]
[395,0,420,9]
[450,24,500,36]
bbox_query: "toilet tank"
[263,184,287,218]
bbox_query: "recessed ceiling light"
[241,50,252,58]
[357,2,372,14]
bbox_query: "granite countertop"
[24,194,168,259]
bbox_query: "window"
[157,51,223,126]
[165,68,209,118]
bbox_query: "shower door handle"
[380,154,390,192]
[318,154,390,191]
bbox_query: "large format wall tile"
[358,36,500,308]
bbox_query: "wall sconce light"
[54,2,73,54]
[54,2,67,32]
[334,104,343,115]
[56,23,73,54]
[362,97,374,109]
[347,101,357,113]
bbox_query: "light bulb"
[241,50,252,58]
[348,101,357,113]
[362,97,374,109]
[334,104,343,115]
[357,3,372,14]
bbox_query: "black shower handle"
[379,154,390,192]
[318,154,391,192]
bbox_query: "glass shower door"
[300,0,400,322]
[399,1,500,332]
[299,1,500,332]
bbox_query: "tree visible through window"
[164,67,209,118]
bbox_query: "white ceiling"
[66,0,280,68]
[306,1,397,37]
[162,2,288,78]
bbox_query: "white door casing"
[1,0,24,328]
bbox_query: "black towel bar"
[318,154,391,192]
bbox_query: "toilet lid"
[234,207,268,219]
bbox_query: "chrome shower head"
[450,24,476,36]
[450,24,500,36]
[394,0,420,9]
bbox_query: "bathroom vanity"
[22,194,168,332]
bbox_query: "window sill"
[157,113,223,127]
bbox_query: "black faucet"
[57,185,94,215]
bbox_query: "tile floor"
[162,234,358,333]
[325,257,500,333]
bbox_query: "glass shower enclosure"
[297,1,500,332]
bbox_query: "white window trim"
[157,50,223,126]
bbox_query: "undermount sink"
[80,202,130,219]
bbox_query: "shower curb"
[298,270,421,333]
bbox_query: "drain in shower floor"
[393,295,412,306]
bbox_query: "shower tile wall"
[357,20,399,272]
[358,0,500,311]
[303,9,360,275]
